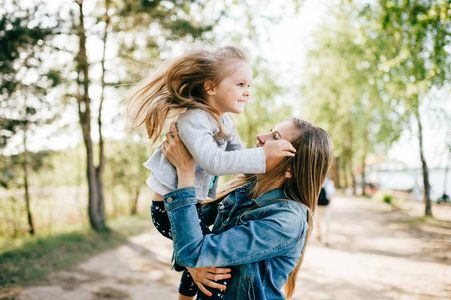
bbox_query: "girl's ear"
[285,167,292,179]
[204,81,216,95]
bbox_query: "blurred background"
[1,0,450,298]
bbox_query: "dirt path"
[7,196,451,300]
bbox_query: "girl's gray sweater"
[143,109,266,200]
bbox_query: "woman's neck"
[252,174,285,199]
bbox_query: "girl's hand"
[262,139,296,171]
[161,123,195,188]
[186,266,231,296]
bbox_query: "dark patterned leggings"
[151,201,228,299]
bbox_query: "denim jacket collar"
[238,181,287,206]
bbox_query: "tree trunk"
[76,0,106,230]
[95,0,111,223]
[344,124,355,193]
[130,189,140,215]
[414,96,432,216]
[361,128,369,196]
[330,156,341,189]
[346,150,355,194]
[22,129,34,235]
[342,154,349,188]
[444,143,450,195]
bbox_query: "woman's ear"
[285,167,292,179]
[204,81,216,96]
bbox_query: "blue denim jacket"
[164,183,308,300]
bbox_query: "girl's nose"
[243,87,250,96]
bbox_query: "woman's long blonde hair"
[127,46,249,143]
[211,118,332,299]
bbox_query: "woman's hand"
[161,123,195,188]
[186,266,231,296]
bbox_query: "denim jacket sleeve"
[164,187,306,268]
[201,202,220,227]
[177,110,265,175]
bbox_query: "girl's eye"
[237,83,244,87]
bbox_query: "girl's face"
[206,61,253,116]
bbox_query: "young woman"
[161,118,332,299]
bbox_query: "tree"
[302,5,403,192]
[71,0,219,230]
[361,0,451,216]
[0,1,62,235]
[103,138,150,215]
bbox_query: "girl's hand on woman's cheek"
[186,266,231,296]
[262,139,296,170]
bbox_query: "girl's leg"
[150,200,172,239]
[150,190,172,238]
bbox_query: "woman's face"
[255,120,299,147]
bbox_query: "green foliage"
[0,138,154,238]
[302,5,403,189]
[373,189,394,204]
[104,0,217,83]
[0,150,52,189]
[302,1,450,193]
[103,137,151,215]
[0,1,63,149]
[0,214,151,288]
[383,194,392,204]
[359,0,451,214]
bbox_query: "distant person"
[316,175,336,246]
[411,177,423,202]
[127,45,295,300]
[438,193,450,203]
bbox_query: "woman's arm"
[177,110,295,175]
[163,187,305,268]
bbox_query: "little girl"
[128,46,295,300]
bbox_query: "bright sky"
[8,0,449,169]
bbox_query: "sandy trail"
[7,196,451,300]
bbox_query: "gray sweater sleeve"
[222,113,244,152]
[178,110,266,176]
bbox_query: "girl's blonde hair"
[210,118,332,299]
[127,46,249,143]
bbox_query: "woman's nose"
[256,134,265,145]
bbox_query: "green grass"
[0,214,151,288]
